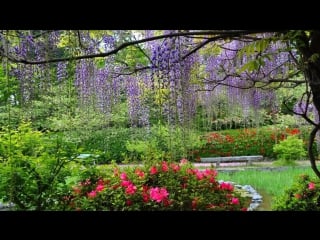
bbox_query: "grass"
[217,166,316,209]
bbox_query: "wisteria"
[0,30,306,130]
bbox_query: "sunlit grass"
[217,166,315,208]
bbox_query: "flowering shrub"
[272,174,320,211]
[62,159,251,211]
[193,126,311,160]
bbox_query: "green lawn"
[217,166,316,210]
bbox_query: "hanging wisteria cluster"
[150,30,197,125]
[1,30,299,129]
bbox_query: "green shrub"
[0,121,82,210]
[125,124,206,163]
[272,174,320,211]
[273,135,307,166]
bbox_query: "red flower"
[192,198,198,210]
[135,168,145,179]
[170,163,180,173]
[290,128,300,135]
[150,166,158,175]
[161,161,169,172]
[142,193,149,203]
[294,193,302,199]
[126,199,132,206]
[220,182,234,191]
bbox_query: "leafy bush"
[272,174,320,211]
[273,135,307,165]
[61,160,251,211]
[0,121,82,210]
[125,124,206,163]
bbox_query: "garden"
[0,30,320,211]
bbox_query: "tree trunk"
[298,30,320,178]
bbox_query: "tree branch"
[1,30,271,65]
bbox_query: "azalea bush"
[61,159,251,211]
[272,174,320,211]
[194,126,312,160]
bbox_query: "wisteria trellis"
[1,30,309,130]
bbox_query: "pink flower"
[149,187,169,203]
[180,158,188,165]
[196,171,204,180]
[150,166,158,175]
[308,182,315,190]
[203,169,217,177]
[121,180,132,187]
[97,179,104,185]
[161,161,169,172]
[220,182,234,191]
[231,197,239,205]
[208,177,215,183]
[120,172,128,180]
[170,163,180,173]
[96,184,104,192]
[87,190,97,199]
[125,184,137,195]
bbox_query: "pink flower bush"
[273,174,320,211]
[64,159,251,211]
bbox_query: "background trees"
[0,30,319,176]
